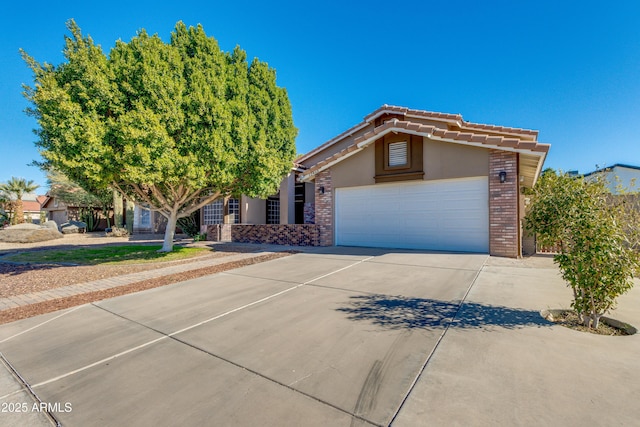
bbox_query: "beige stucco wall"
[279,174,296,224]
[328,138,488,189]
[300,115,452,168]
[241,195,266,224]
[330,144,376,188]
[423,138,489,180]
[301,129,367,167]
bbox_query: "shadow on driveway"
[337,294,550,330]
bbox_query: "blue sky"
[2,1,640,191]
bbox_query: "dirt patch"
[543,309,635,336]
[0,252,293,325]
[0,249,255,298]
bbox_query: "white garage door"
[334,177,489,252]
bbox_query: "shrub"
[177,213,200,238]
[105,226,129,238]
[526,170,640,328]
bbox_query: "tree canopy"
[23,20,297,250]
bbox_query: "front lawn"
[3,245,209,265]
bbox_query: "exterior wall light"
[319,186,325,194]
[499,171,507,183]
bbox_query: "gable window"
[388,141,408,168]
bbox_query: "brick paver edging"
[0,251,274,312]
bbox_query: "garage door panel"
[335,177,488,252]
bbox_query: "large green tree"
[23,20,297,251]
[526,170,640,329]
[0,177,40,225]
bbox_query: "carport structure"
[0,249,488,426]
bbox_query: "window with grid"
[266,197,280,224]
[139,206,151,226]
[203,199,224,224]
[388,141,408,167]
[228,198,240,224]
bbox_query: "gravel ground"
[0,232,291,324]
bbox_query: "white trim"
[302,126,547,183]
[299,148,365,182]
[404,112,462,128]
[295,122,370,163]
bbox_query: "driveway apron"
[0,249,486,426]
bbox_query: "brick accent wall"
[489,150,520,258]
[304,202,315,224]
[206,224,320,246]
[315,170,333,246]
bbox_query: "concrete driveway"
[1,248,639,426]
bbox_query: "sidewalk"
[0,249,278,312]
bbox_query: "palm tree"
[0,177,40,224]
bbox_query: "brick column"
[489,150,519,258]
[315,169,333,246]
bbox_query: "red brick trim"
[206,224,320,246]
[315,169,333,246]
[489,150,520,258]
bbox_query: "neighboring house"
[41,195,112,230]
[22,194,46,223]
[583,164,640,194]
[41,195,78,225]
[202,105,550,258]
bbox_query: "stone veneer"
[489,150,520,258]
[314,169,333,246]
[206,224,320,246]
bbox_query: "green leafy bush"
[526,170,640,328]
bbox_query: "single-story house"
[41,195,113,230]
[583,164,640,194]
[22,195,47,223]
[202,105,550,258]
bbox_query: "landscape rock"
[0,224,63,243]
[6,223,41,230]
[61,220,87,234]
[42,220,58,230]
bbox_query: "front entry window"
[266,197,280,224]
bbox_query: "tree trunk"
[13,199,25,224]
[592,314,601,329]
[160,211,177,252]
[113,190,123,228]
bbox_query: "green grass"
[3,245,209,265]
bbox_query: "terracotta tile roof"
[461,121,539,137]
[301,117,550,180]
[364,104,539,137]
[298,104,542,168]
[364,104,462,123]
[22,200,43,212]
[355,119,548,153]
